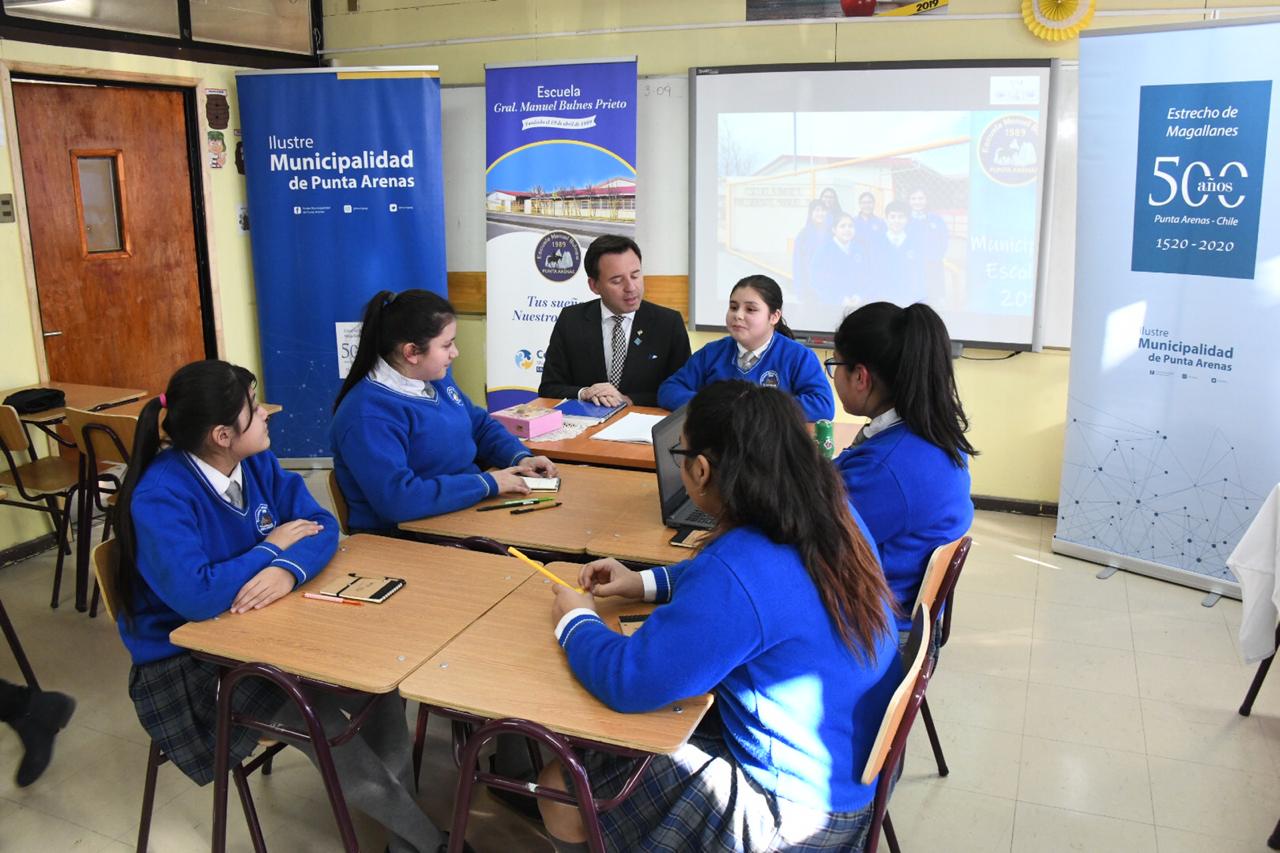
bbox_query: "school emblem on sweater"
[254,504,276,534]
[446,386,463,406]
[760,370,780,388]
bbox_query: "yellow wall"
[0,41,261,550]
[323,0,1127,503]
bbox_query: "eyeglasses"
[823,358,848,378]
[668,444,699,462]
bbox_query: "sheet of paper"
[591,412,664,444]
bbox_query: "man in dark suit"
[539,234,690,407]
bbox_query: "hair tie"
[384,292,398,307]
[158,393,167,409]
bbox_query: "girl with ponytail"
[828,301,976,638]
[116,360,456,852]
[330,289,556,533]
[657,275,834,420]
[538,382,899,851]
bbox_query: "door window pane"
[75,155,125,254]
[3,0,179,38]
[190,0,312,54]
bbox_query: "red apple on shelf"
[841,0,877,15]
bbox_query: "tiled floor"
[1,490,1277,852]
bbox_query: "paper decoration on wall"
[208,130,227,169]
[1022,0,1095,41]
[205,88,230,129]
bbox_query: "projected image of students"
[853,192,887,251]
[809,210,865,309]
[819,186,845,223]
[791,199,830,303]
[865,201,924,306]
[906,189,949,305]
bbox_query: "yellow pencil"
[507,546,585,593]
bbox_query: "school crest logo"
[254,504,276,534]
[760,370,780,389]
[446,386,463,406]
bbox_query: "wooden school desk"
[1,381,147,427]
[398,561,712,852]
[519,397,863,472]
[399,463,656,558]
[170,534,533,853]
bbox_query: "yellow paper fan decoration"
[1022,0,1096,41]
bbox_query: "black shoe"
[11,689,75,787]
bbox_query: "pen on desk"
[475,496,555,512]
[506,546,585,593]
[511,501,561,515]
[303,592,362,606]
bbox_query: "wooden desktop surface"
[521,399,660,469]
[398,562,712,755]
[170,535,532,694]
[400,463,656,555]
[3,381,147,424]
[520,399,860,472]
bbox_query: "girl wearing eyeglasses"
[826,301,975,640]
[540,381,900,852]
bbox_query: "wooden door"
[12,80,208,394]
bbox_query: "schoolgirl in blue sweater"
[657,275,835,421]
[330,289,557,532]
[114,361,453,853]
[828,302,975,635]
[539,382,901,853]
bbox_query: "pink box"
[491,403,563,439]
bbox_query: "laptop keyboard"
[685,507,715,527]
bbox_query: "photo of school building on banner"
[484,59,638,410]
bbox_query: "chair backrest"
[0,405,30,454]
[64,407,138,466]
[909,534,972,647]
[861,604,932,786]
[92,538,122,622]
[327,470,351,536]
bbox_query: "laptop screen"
[651,405,689,521]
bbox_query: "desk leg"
[213,662,361,853]
[74,455,91,612]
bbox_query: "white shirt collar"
[370,356,434,397]
[735,334,774,361]
[863,408,903,440]
[602,306,637,326]
[186,452,243,501]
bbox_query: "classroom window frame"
[0,0,324,70]
[69,149,131,259]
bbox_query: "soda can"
[815,419,835,459]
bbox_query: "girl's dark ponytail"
[731,275,795,340]
[333,291,393,412]
[333,289,457,412]
[834,301,976,466]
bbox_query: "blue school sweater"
[557,525,901,813]
[330,373,531,530]
[836,422,974,630]
[657,335,835,421]
[121,450,339,665]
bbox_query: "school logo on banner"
[535,231,581,281]
[1131,80,1271,280]
[255,504,276,534]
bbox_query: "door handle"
[43,330,63,337]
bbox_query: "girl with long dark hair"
[828,301,975,637]
[538,382,900,852]
[113,360,449,852]
[657,275,834,420]
[330,289,556,532]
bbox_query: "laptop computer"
[651,405,716,531]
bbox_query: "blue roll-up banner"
[237,68,447,457]
[484,59,638,410]
[1055,20,1280,596]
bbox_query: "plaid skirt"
[573,729,874,852]
[129,653,285,786]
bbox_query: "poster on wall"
[745,0,949,19]
[1055,20,1280,596]
[484,59,638,410]
[238,68,447,458]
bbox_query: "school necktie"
[738,352,759,372]
[852,425,870,446]
[224,480,244,510]
[609,315,626,388]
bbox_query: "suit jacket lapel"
[583,299,607,378]
[619,301,654,385]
